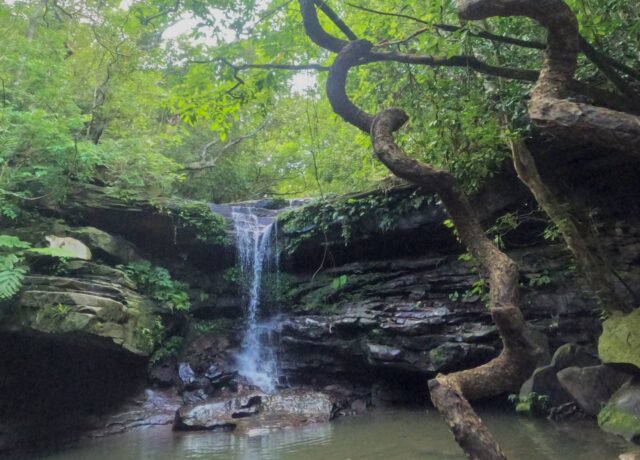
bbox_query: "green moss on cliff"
[155,200,230,246]
[278,191,436,254]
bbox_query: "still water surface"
[39,408,629,460]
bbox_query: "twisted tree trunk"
[295,0,640,457]
[325,38,543,459]
[509,139,632,315]
[460,0,637,314]
[372,108,543,460]
[458,0,640,152]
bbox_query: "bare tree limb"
[181,120,268,171]
[346,2,547,50]
[314,0,357,41]
[299,0,347,52]
[348,2,640,91]
[458,0,640,152]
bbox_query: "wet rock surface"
[90,388,182,436]
[2,269,159,356]
[599,380,640,443]
[279,247,608,385]
[600,309,640,370]
[520,343,600,407]
[174,389,339,433]
[558,365,633,416]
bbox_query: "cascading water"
[231,206,280,393]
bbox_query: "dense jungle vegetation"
[2,0,636,215]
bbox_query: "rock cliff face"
[273,142,640,398]
[1,140,639,451]
[5,270,158,356]
[277,246,601,389]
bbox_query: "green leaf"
[27,247,76,258]
[0,264,27,299]
[0,235,31,250]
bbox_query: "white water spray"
[231,206,279,393]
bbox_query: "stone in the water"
[520,343,599,407]
[620,452,640,460]
[175,400,235,431]
[557,365,632,416]
[548,401,585,422]
[260,391,336,421]
[351,399,367,414]
[598,381,640,443]
[174,390,337,432]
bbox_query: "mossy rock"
[68,226,141,264]
[599,309,640,368]
[5,276,159,357]
[598,404,640,442]
[598,381,640,442]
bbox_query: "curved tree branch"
[371,109,542,460]
[299,0,347,53]
[458,0,640,152]
[314,0,357,41]
[182,120,268,171]
[323,28,542,459]
[326,40,375,132]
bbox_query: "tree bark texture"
[322,34,543,458]
[457,0,640,153]
[510,139,632,314]
[295,0,640,458]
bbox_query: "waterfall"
[231,206,279,393]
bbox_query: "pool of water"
[34,408,630,460]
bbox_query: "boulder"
[3,273,159,356]
[175,400,236,431]
[45,235,91,260]
[90,388,181,436]
[174,389,337,432]
[178,363,196,385]
[598,381,640,442]
[68,227,141,264]
[599,310,640,369]
[557,365,633,415]
[261,391,336,420]
[520,343,599,406]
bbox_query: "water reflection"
[39,408,630,460]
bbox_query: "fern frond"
[0,235,31,250]
[0,265,26,299]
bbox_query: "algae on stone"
[598,404,640,442]
[599,309,640,369]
